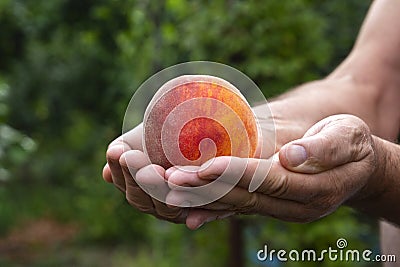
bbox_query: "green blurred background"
[0,0,378,266]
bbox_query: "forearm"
[266,0,400,143]
[345,0,400,75]
[328,0,400,139]
[257,0,400,224]
[269,56,400,142]
[267,78,375,142]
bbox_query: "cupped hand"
[165,114,378,229]
[102,124,189,223]
[102,124,233,228]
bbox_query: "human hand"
[102,124,189,223]
[102,124,233,227]
[165,114,379,228]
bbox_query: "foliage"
[0,0,374,266]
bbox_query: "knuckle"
[106,145,124,162]
[125,188,154,212]
[155,208,187,224]
[241,193,260,214]
[263,173,290,198]
[348,115,368,129]
[157,208,182,219]
[126,198,153,213]
[114,180,126,192]
[345,119,372,155]
[105,148,117,162]
[124,186,186,223]
[107,139,121,149]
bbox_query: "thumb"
[278,115,371,174]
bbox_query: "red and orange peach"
[143,75,258,169]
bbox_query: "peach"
[143,75,258,169]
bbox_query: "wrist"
[363,136,388,198]
[346,135,390,215]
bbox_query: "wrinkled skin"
[103,83,379,229]
[165,115,378,227]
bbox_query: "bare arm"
[270,0,400,142]
[348,136,400,224]
[330,0,400,139]
[267,0,400,217]
[181,0,400,228]
[103,0,400,230]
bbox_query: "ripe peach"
[143,75,258,169]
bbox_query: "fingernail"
[285,144,307,167]
[165,168,176,179]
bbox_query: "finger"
[186,209,235,230]
[166,187,233,209]
[122,168,187,224]
[166,155,323,203]
[197,156,274,193]
[135,164,188,223]
[107,143,130,192]
[106,124,143,190]
[102,163,113,183]
[165,167,177,180]
[279,115,371,174]
[197,156,247,181]
[201,157,324,202]
[121,150,151,170]
[121,158,187,223]
[119,154,155,213]
[165,157,249,189]
[135,164,169,200]
[121,165,156,213]
[110,123,143,151]
[165,180,274,211]
[119,149,152,198]
[153,202,188,224]
[198,185,321,223]
[166,166,212,189]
